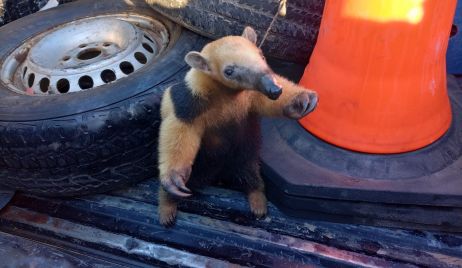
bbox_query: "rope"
[258,0,287,49]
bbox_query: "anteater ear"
[242,26,258,44]
[185,51,210,73]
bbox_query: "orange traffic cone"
[299,0,456,153]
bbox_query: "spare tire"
[146,0,325,64]
[0,1,4,26]
[0,0,49,27]
[0,0,207,196]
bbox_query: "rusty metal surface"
[0,206,239,268]
[0,231,127,268]
[0,179,461,267]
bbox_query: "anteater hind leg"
[246,171,268,219]
[220,116,267,218]
[222,162,267,218]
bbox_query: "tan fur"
[194,36,268,90]
[252,74,312,117]
[158,187,177,226]
[248,189,267,218]
[247,170,267,218]
[189,71,252,124]
[158,75,309,225]
[159,71,307,173]
[158,69,253,178]
[158,92,203,178]
[157,29,316,226]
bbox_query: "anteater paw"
[283,91,318,119]
[248,190,268,219]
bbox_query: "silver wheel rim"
[0,14,169,95]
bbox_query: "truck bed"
[0,179,461,267]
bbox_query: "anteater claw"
[161,168,192,198]
[163,183,192,198]
[283,91,318,119]
[172,175,192,194]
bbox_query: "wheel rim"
[0,14,169,95]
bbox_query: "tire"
[0,1,4,26]
[146,0,325,64]
[0,0,49,27]
[0,0,207,196]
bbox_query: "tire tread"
[147,0,324,63]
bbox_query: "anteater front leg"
[252,74,318,119]
[158,115,203,226]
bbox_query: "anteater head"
[184,27,283,100]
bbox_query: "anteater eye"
[224,66,234,77]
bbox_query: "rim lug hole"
[62,56,71,61]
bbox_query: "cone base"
[261,76,462,231]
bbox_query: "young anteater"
[158,26,318,226]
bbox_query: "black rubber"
[0,1,4,26]
[0,0,208,196]
[0,0,48,26]
[146,0,325,64]
[275,102,462,181]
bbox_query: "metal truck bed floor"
[0,179,461,267]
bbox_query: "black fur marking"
[170,82,209,123]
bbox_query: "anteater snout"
[258,74,282,100]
